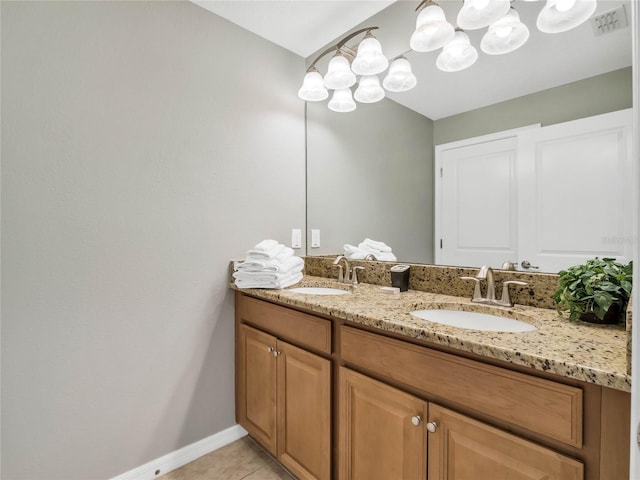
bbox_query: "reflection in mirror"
[305,0,633,272]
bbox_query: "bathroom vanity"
[234,269,630,480]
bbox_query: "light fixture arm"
[415,0,438,12]
[306,26,380,72]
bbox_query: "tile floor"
[159,436,295,480]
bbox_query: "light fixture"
[537,0,597,33]
[297,26,416,113]
[436,29,478,72]
[481,8,530,55]
[410,0,455,52]
[354,75,386,103]
[457,0,511,30]
[323,53,356,90]
[328,88,356,113]
[297,66,329,102]
[383,57,417,92]
[351,32,389,75]
[409,0,600,74]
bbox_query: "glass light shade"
[537,0,597,33]
[328,88,356,113]
[297,70,329,101]
[323,54,356,90]
[354,75,385,103]
[351,37,389,76]
[382,58,417,92]
[410,4,455,52]
[457,0,511,29]
[436,30,478,72]
[481,9,530,55]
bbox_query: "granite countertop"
[233,275,630,392]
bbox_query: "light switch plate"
[291,229,302,249]
[311,229,321,248]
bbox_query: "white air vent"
[590,4,628,36]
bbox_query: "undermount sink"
[287,287,351,296]
[410,309,536,333]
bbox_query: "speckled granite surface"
[233,274,630,392]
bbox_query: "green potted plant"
[553,257,633,324]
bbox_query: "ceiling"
[193,0,632,119]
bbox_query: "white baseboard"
[111,424,248,480]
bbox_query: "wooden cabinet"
[338,367,583,480]
[338,367,427,480]
[235,293,629,480]
[428,403,584,480]
[236,302,331,480]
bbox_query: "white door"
[517,109,633,272]
[436,127,538,268]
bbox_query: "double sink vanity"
[233,256,631,480]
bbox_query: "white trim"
[111,425,248,480]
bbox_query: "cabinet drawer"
[340,326,583,447]
[238,295,331,354]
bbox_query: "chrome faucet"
[461,265,528,307]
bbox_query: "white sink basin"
[287,287,351,296]
[410,309,536,333]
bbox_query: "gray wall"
[306,99,434,263]
[1,2,305,479]
[434,67,633,145]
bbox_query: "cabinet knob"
[426,422,438,433]
[267,347,274,353]
[272,350,281,357]
[411,416,422,426]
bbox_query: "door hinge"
[636,422,640,446]
[440,239,443,249]
[440,167,443,178]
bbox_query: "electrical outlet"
[291,229,302,249]
[311,229,321,248]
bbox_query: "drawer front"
[340,326,583,447]
[238,294,332,354]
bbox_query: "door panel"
[339,367,427,480]
[238,324,277,455]
[428,403,584,480]
[277,341,331,480]
[517,109,633,272]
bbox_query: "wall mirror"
[305,0,633,273]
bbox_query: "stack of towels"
[343,238,397,262]
[233,239,304,289]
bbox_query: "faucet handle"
[352,266,365,285]
[500,280,528,307]
[460,276,483,301]
[333,264,344,283]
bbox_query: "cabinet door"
[428,403,583,480]
[339,367,427,480]
[277,340,331,480]
[237,324,277,455]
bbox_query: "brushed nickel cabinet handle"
[426,422,438,433]
[411,415,422,426]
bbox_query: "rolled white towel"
[234,271,303,290]
[362,238,392,253]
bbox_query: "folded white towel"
[235,255,304,274]
[233,263,303,281]
[246,243,285,261]
[347,243,397,262]
[234,271,303,290]
[253,239,279,252]
[344,244,369,260]
[362,238,392,253]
